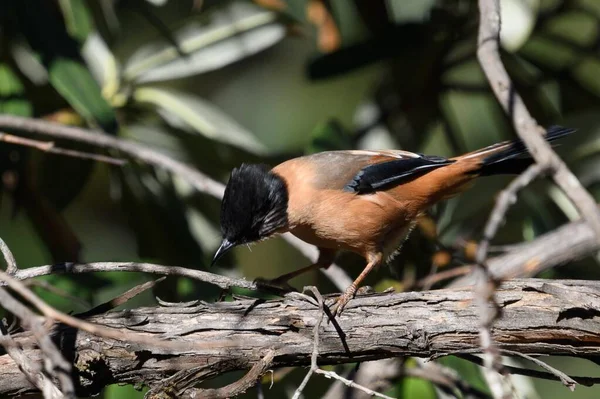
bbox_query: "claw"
[330,292,353,318]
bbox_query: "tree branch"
[1,278,600,396]
[477,0,600,238]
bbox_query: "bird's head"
[212,164,289,265]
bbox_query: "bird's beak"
[211,238,235,266]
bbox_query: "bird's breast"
[288,190,417,258]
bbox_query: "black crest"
[220,164,289,246]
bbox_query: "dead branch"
[1,278,600,397]
[477,0,600,237]
[0,131,125,165]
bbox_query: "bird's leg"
[331,252,383,317]
[255,248,336,291]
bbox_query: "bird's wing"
[303,150,454,193]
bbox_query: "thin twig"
[477,0,600,238]
[0,115,224,198]
[292,286,395,399]
[500,350,577,391]
[181,351,276,399]
[314,369,395,399]
[0,236,67,398]
[0,237,17,275]
[76,277,166,318]
[11,261,258,291]
[472,165,544,399]
[410,360,492,399]
[0,132,126,165]
[458,354,600,387]
[292,286,325,399]
[476,164,544,266]
[0,286,75,398]
[414,265,472,289]
[451,215,600,287]
[0,309,63,398]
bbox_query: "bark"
[1,278,600,396]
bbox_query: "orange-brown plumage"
[214,126,574,316]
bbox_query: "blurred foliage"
[2,0,600,397]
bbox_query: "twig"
[458,354,600,388]
[0,132,126,165]
[472,166,543,399]
[322,359,401,399]
[500,350,577,391]
[314,369,395,399]
[0,237,17,275]
[0,235,67,398]
[0,115,353,292]
[0,316,63,398]
[473,164,545,398]
[292,286,395,399]
[408,360,492,399]
[0,286,75,398]
[181,351,275,399]
[11,261,258,291]
[1,217,594,296]
[472,0,599,393]
[477,0,600,238]
[76,277,166,318]
[476,164,545,266]
[0,115,224,198]
[414,265,472,288]
[292,286,325,399]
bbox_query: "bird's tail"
[456,126,576,176]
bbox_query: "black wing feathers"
[483,125,574,165]
[479,125,575,176]
[344,155,454,194]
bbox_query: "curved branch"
[477,0,600,238]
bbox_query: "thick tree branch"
[1,279,600,396]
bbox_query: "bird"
[212,126,574,317]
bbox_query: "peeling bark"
[1,279,600,396]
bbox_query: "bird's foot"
[330,286,357,318]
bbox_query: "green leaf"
[58,0,94,41]
[133,87,267,154]
[0,64,33,117]
[123,2,285,83]
[42,57,118,210]
[48,58,118,132]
